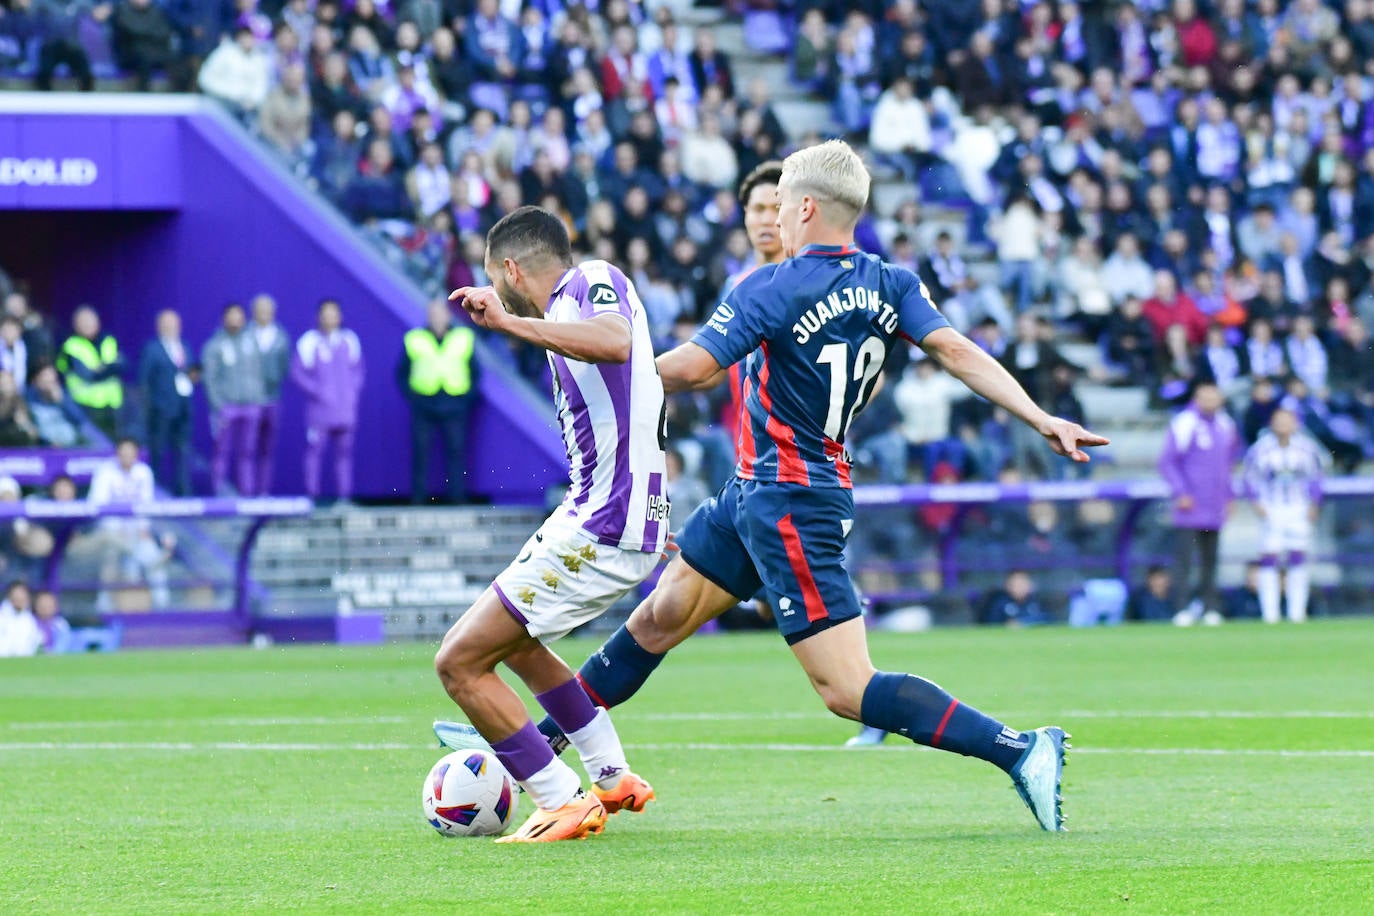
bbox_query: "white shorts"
[1261,505,1313,556]
[492,517,661,644]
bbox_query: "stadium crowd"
[4,0,1374,629]
[3,0,1374,485]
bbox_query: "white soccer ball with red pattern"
[422,750,518,837]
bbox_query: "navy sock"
[860,671,1030,772]
[536,625,665,755]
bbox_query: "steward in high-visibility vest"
[56,306,125,439]
[397,300,480,504]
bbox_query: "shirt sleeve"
[888,264,951,344]
[576,263,634,324]
[689,267,774,370]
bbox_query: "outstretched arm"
[656,342,727,394]
[920,326,1109,462]
[449,286,631,364]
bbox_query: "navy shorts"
[676,477,862,644]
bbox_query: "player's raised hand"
[1039,417,1110,463]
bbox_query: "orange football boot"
[495,790,607,843]
[592,771,656,815]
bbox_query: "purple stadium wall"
[0,94,564,502]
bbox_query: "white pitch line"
[0,741,1371,758]
[4,716,410,731]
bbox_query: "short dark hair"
[6,580,28,598]
[737,160,783,206]
[223,302,244,316]
[485,206,573,270]
[116,435,141,450]
[318,298,340,312]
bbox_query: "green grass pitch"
[3,622,1373,914]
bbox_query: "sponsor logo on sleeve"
[707,302,734,335]
[589,283,620,306]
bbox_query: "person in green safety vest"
[56,306,125,440]
[396,298,480,504]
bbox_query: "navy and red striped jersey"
[691,243,949,489]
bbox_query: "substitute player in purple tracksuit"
[290,299,365,502]
[529,140,1108,832]
[1158,381,1243,624]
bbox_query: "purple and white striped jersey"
[1243,433,1326,509]
[546,260,669,554]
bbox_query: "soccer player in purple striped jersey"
[1242,408,1327,623]
[434,207,667,843]
[535,141,1109,832]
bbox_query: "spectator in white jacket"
[0,581,43,658]
[893,358,967,479]
[679,111,738,189]
[88,438,173,612]
[198,27,272,120]
[989,192,1042,314]
[868,77,930,182]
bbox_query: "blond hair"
[780,139,871,226]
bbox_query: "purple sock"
[490,720,555,781]
[536,678,599,734]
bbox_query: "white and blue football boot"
[844,726,890,747]
[433,720,496,754]
[1009,726,1070,831]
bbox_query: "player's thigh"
[436,587,539,679]
[736,482,864,645]
[627,554,741,652]
[787,616,877,721]
[494,518,660,644]
[673,478,764,601]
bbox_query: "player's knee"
[433,638,476,692]
[816,683,862,721]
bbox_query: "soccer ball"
[422,750,519,837]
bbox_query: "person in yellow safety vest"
[396,298,480,504]
[56,306,126,440]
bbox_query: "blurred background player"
[248,294,290,496]
[1243,408,1326,623]
[435,208,664,843]
[1158,382,1242,626]
[291,299,365,505]
[528,141,1104,832]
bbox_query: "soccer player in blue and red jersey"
[463,142,1107,831]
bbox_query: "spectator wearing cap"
[202,303,265,496]
[291,299,364,503]
[138,309,195,496]
[198,26,271,120]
